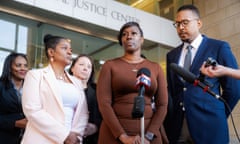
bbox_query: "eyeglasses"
[173,19,198,28]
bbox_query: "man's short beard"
[182,39,191,43]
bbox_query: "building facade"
[1,0,240,143]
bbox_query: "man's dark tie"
[183,45,192,70]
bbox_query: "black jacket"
[83,83,102,144]
[0,81,25,144]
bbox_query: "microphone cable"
[170,62,240,143]
[219,97,240,143]
[200,57,240,143]
[196,75,240,143]
[195,79,240,143]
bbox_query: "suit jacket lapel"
[43,65,64,111]
[174,44,185,83]
[172,44,183,64]
[8,88,20,105]
[191,36,208,74]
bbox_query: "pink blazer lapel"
[42,65,64,112]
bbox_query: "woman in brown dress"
[97,22,168,144]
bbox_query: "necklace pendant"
[56,75,65,81]
[132,69,138,72]
[58,76,64,80]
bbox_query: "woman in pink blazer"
[21,34,89,144]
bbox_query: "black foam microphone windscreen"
[170,63,196,83]
[132,68,151,118]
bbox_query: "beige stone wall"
[194,0,240,143]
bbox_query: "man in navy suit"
[164,4,240,144]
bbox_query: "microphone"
[198,72,214,88]
[132,68,151,118]
[170,63,220,99]
[197,57,218,88]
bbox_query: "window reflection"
[0,19,16,50]
[0,51,10,75]
[17,25,28,53]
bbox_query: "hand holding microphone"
[170,63,221,100]
[132,68,151,118]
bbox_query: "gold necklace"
[122,56,142,62]
[121,57,143,72]
[131,63,140,72]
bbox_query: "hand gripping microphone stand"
[132,68,151,144]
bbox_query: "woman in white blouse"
[21,34,88,144]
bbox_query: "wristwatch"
[145,131,155,141]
